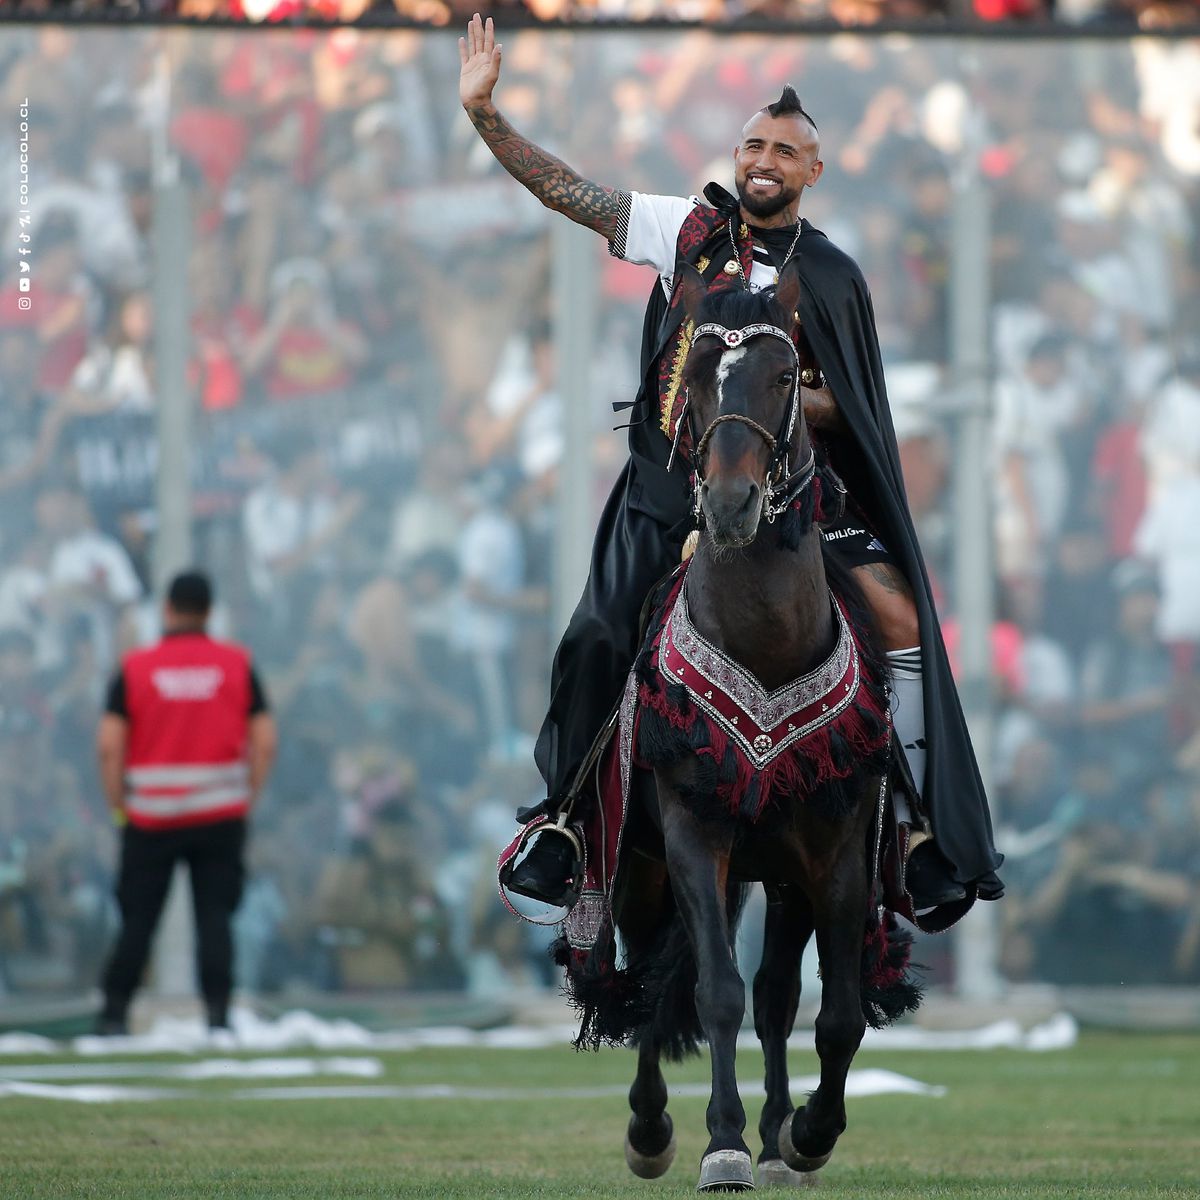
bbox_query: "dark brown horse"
[565,261,917,1192]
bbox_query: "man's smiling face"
[732,111,823,222]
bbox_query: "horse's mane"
[694,285,789,333]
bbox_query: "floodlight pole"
[551,39,597,643]
[149,46,195,1001]
[948,57,1003,1002]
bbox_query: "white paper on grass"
[0,1069,945,1105]
[0,1008,1077,1058]
[0,1056,382,1082]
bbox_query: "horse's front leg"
[658,782,754,1193]
[779,802,873,1173]
[754,884,817,1188]
[618,853,676,1179]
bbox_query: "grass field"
[1,1031,1198,1199]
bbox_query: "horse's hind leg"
[660,793,754,1193]
[754,885,816,1188]
[625,1040,676,1178]
[779,814,872,1172]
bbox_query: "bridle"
[671,320,817,526]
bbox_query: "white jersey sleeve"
[609,192,700,288]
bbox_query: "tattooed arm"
[458,14,622,241]
[802,385,849,434]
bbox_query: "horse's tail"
[632,876,752,1062]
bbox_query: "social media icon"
[17,296,31,310]
[19,278,30,292]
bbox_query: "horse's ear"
[675,263,708,323]
[775,259,804,328]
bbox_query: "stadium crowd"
[0,23,1198,1004]
[2,0,1199,30]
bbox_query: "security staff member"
[95,571,277,1035]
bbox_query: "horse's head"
[678,260,811,549]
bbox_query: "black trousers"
[534,463,685,805]
[101,818,246,1020]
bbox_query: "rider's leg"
[510,467,684,904]
[850,560,965,909]
[850,562,924,790]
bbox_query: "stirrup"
[499,813,584,924]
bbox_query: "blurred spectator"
[1077,559,1174,792]
[452,470,529,759]
[33,486,144,674]
[0,330,70,536]
[1140,351,1200,491]
[242,441,364,604]
[312,761,463,991]
[993,333,1080,582]
[188,236,259,412]
[387,440,468,570]
[243,259,369,401]
[65,291,156,415]
[1133,452,1200,648]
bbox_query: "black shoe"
[506,833,579,906]
[905,840,967,909]
[206,1003,230,1031]
[94,1013,129,1037]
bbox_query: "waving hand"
[458,13,501,111]
[458,14,624,243]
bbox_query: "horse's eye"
[778,371,795,388]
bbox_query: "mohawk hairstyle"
[765,85,818,132]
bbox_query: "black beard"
[735,178,799,220]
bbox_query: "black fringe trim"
[860,908,925,1030]
[553,878,751,1059]
[551,922,653,1052]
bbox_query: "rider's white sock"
[887,646,925,806]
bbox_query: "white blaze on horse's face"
[715,345,748,411]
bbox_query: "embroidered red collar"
[660,584,862,770]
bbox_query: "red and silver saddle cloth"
[659,586,865,771]
[634,566,892,826]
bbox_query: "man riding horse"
[459,14,1003,915]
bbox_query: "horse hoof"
[697,1148,755,1192]
[625,1130,677,1179]
[757,1157,820,1188]
[777,1115,833,1173]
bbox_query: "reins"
[676,318,818,526]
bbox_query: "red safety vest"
[121,634,254,831]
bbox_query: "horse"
[553,259,918,1192]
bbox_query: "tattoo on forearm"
[466,104,621,240]
[802,386,847,433]
[864,562,913,598]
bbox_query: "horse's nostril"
[737,484,760,522]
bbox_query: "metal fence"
[1,25,1198,1012]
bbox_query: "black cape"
[622,191,1003,898]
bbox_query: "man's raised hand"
[458,19,622,242]
[459,13,501,111]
